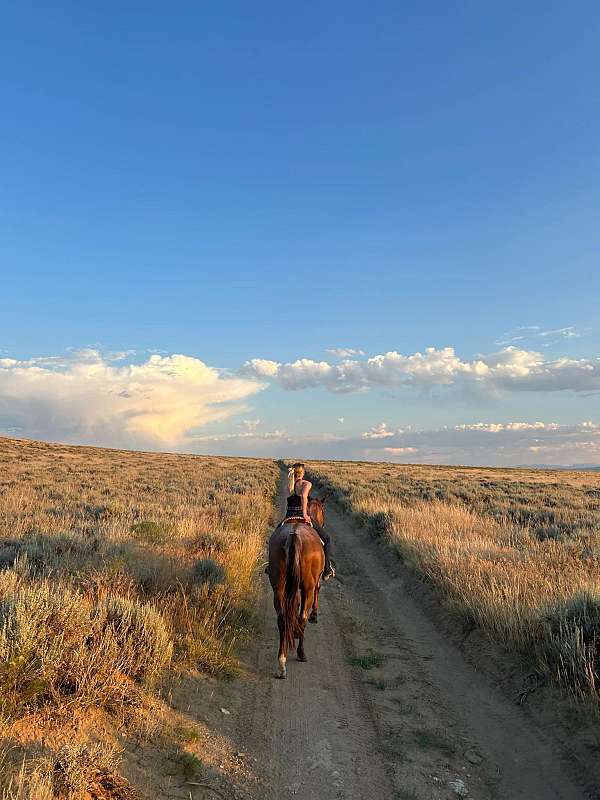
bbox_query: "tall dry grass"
[309,460,600,699]
[0,437,278,797]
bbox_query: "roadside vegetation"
[309,461,600,701]
[0,437,278,798]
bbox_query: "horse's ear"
[320,490,332,504]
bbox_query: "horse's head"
[308,492,330,528]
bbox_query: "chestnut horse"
[267,498,326,679]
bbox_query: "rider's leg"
[312,521,335,579]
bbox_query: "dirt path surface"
[215,472,590,800]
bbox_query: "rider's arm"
[301,480,312,521]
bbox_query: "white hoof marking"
[276,656,287,679]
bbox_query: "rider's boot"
[323,558,335,581]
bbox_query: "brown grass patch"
[308,460,600,700]
[0,437,278,796]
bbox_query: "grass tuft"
[348,649,383,670]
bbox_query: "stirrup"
[323,563,335,581]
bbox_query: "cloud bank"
[184,418,600,467]
[355,420,600,466]
[2,343,599,466]
[0,350,263,449]
[240,346,600,394]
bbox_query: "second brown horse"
[267,498,326,679]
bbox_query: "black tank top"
[285,480,304,516]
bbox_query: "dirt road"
[222,473,590,800]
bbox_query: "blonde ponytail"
[288,462,305,494]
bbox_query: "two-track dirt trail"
[228,471,588,800]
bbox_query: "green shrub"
[0,582,91,712]
[0,533,100,579]
[191,558,226,587]
[131,520,170,545]
[93,594,173,684]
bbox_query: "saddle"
[279,516,325,547]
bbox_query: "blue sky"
[2,2,600,465]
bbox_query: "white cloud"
[357,420,600,465]
[242,419,261,431]
[241,347,490,393]
[193,429,287,442]
[240,358,281,378]
[496,325,583,347]
[240,345,600,395]
[0,350,264,449]
[326,347,366,358]
[382,447,418,455]
[362,422,395,439]
[5,343,600,468]
[538,326,581,340]
[225,419,600,466]
[454,421,559,433]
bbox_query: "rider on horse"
[285,463,335,580]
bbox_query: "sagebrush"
[0,437,278,796]
[309,460,600,699]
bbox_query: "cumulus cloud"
[241,347,487,392]
[240,345,600,395]
[454,421,560,432]
[0,350,264,449]
[362,422,395,439]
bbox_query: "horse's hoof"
[309,613,318,624]
[297,653,307,662]
[275,672,286,679]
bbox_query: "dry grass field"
[308,461,600,701]
[0,437,278,799]
[2,439,598,798]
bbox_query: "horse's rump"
[270,523,324,647]
[270,500,328,678]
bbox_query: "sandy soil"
[145,471,592,800]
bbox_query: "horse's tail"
[282,531,302,647]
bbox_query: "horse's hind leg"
[277,613,287,677]
[297,585,314,662]
[274,594,287,679]
[309,580,321,624]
